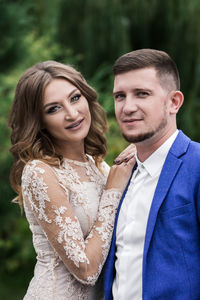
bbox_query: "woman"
[8,61,135,299]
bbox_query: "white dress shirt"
[113,130,178,300]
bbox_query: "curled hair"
[8,61,108,207]
[113,49,180,91]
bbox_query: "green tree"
[57,0,130,76]
[0,0,34,72]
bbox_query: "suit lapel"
[143,131,190,257]
[105,166,137,267]
[143,153,182,256]
[104,163,137,297]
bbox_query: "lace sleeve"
[22,160,122,285]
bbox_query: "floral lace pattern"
[22,156,122,299]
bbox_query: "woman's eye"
[71,93,81,103]
[46,106,60,114]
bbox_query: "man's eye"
[114,93,125,101]
[71,93,81,102]
[137,91,149,97]
[46,106,60,114]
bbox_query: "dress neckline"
[63,155,93,167]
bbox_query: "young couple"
[9,49,200,300]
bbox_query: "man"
[104,49,200,300]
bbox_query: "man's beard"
[122,115,168,144]
[123,130,156,143]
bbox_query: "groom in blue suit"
[104,49,200,300]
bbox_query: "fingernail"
[124,157,128,162]
[113,159,120,164]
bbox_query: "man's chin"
[122,131,155,143]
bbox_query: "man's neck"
[136,129,178,162]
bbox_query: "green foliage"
[1,0,200,298]
[0,155,35,299]
[106,118,129,165]
[56,0,130,76]
[0,0,34,71]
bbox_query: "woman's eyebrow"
[43,88,79,109]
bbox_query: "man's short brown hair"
[113,49,180,91]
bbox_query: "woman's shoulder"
[87,155,110,176]
[100,160,110,175]
[23,159,57,176]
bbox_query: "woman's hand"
[113,143,136,165]
[106,155,136,192]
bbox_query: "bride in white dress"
[8,61,135,300]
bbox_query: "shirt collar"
[136,130,179,177]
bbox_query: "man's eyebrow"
[113,88,152,96]
[133,88,152,93]
[113,90,124,96]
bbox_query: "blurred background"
[0,0,200,298]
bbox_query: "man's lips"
[66,119,84,129]
[122,118,142,123]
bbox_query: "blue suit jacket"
[104,131,200,300]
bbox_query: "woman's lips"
[66,119,84,129]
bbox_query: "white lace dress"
[21,155,122,300]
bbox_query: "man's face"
[113,67,173,144]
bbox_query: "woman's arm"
[22,158,135,285]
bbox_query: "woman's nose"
[64,107,78,120]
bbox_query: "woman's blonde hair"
[8,61,108,207]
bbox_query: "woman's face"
[42,78,91,148]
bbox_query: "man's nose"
[123,96,138,115]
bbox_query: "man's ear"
[169,90,184,114]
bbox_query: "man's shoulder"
[177,132,200,167]
[165,132,200,181]
[177,130,199,144]
[182,131,200,152]
[168,131,200,167]
[174,130,200,152]
[189,139,200,148]
[187,140,200,162]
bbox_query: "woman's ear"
[169,90,184,114]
